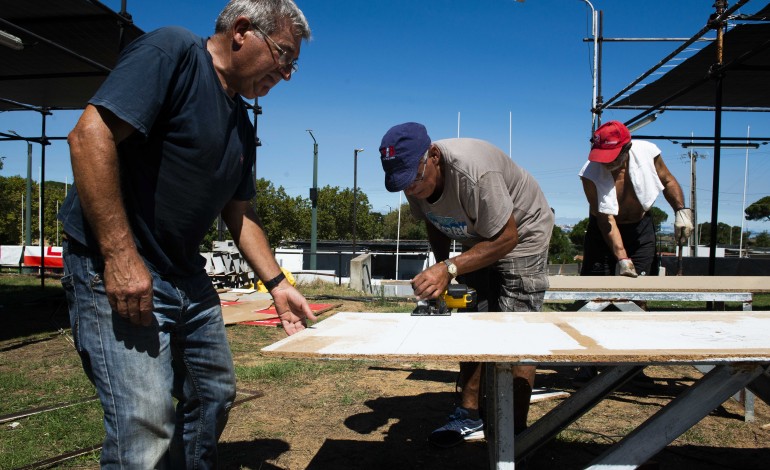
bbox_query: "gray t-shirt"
[408,138,553,258]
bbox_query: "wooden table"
[545,275,770,312]
[263,311,770,470]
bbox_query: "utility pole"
[689,149,700,256]
[352,148,364,256]
[306,130,319,270]
[682,144,705,257]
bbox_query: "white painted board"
[262,311,770,364]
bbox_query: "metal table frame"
[487,362,770,470]
[544,290,753,311]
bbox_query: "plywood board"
[262,311,770,364]
[221,300,275,325]
[547,275,770,293]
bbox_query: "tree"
[696,222,742,246]
[745,196,770,222]
[569,217,589,248]
[754,231,770,248]
[0,175,27,244]
[549,225,575,264]
[312,185,379,242]
[377,203,427,240]
[252,178,308,247]
[649,206,668,233]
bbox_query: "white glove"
[616,258,638,278]
[675,208,694,245]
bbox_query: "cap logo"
[380,146,396,160]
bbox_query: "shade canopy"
[611,21,770,111]
[0,0,144,111]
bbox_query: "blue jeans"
[61,239,236,469]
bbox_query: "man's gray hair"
[215,0,311,39]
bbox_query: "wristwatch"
[443,259,458,279]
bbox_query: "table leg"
[486,362,515,470]
[515,365,641,462]
[586,364,767,469]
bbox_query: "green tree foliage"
[745,196,770,222]
[42,181,67,245]
[569,217,589,248]
[378,202,427,240]
[252,178,308,245]
[696,222,743,246]
[0,175,27,244]
[311,185,380,242]
[649,206,668,233]
[549,225,575,264]
[0,176,68,245]
[754,231,770,248]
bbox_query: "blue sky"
[2,0,769,234]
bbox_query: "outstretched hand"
[270,284,317,335]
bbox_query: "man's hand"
[103,252,154,326]
[616,258,638,278]
[675,208,694,245]
[270,284,317,335]
[411,263,451,300]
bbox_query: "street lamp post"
[352,148,364,255]
[306,130,319,270]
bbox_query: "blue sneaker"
[428,407,485,448]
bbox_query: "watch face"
[445,260,457,276]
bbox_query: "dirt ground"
[4,294,770,470]
[218,299,770,470]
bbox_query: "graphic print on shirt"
[427,213,472,241]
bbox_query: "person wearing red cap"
[579,120,693,278]
[378,122,554,448]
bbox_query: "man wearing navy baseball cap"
[579,120,693,278]
[378,122,554,448]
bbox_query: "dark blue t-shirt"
[59,27,257,276]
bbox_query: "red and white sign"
[23,246,63,268]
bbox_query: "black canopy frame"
[0,0,145,284]
[594,0,770,274]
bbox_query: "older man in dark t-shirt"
[58,1,314,468]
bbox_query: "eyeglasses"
[411,152,430,185]
[251,24,299,75]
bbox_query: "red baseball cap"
[588,120,631,163]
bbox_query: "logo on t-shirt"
[427,213,472,241]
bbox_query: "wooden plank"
[262,311,770,363]
[547,275,770,293]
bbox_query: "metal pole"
[739,125,750,257]
[25,141,32,246]
[580,1,598,130]
[307,130,318,270]
[352,148,363,256]
[594,10,604,127]
[708,0,726,276]
[689,146,698,257]
[396,193,402,280]
[40,110,48,287]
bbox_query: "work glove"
[616,258,638,278]
[674,208,694,245]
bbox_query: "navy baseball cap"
[379,122,431,192]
